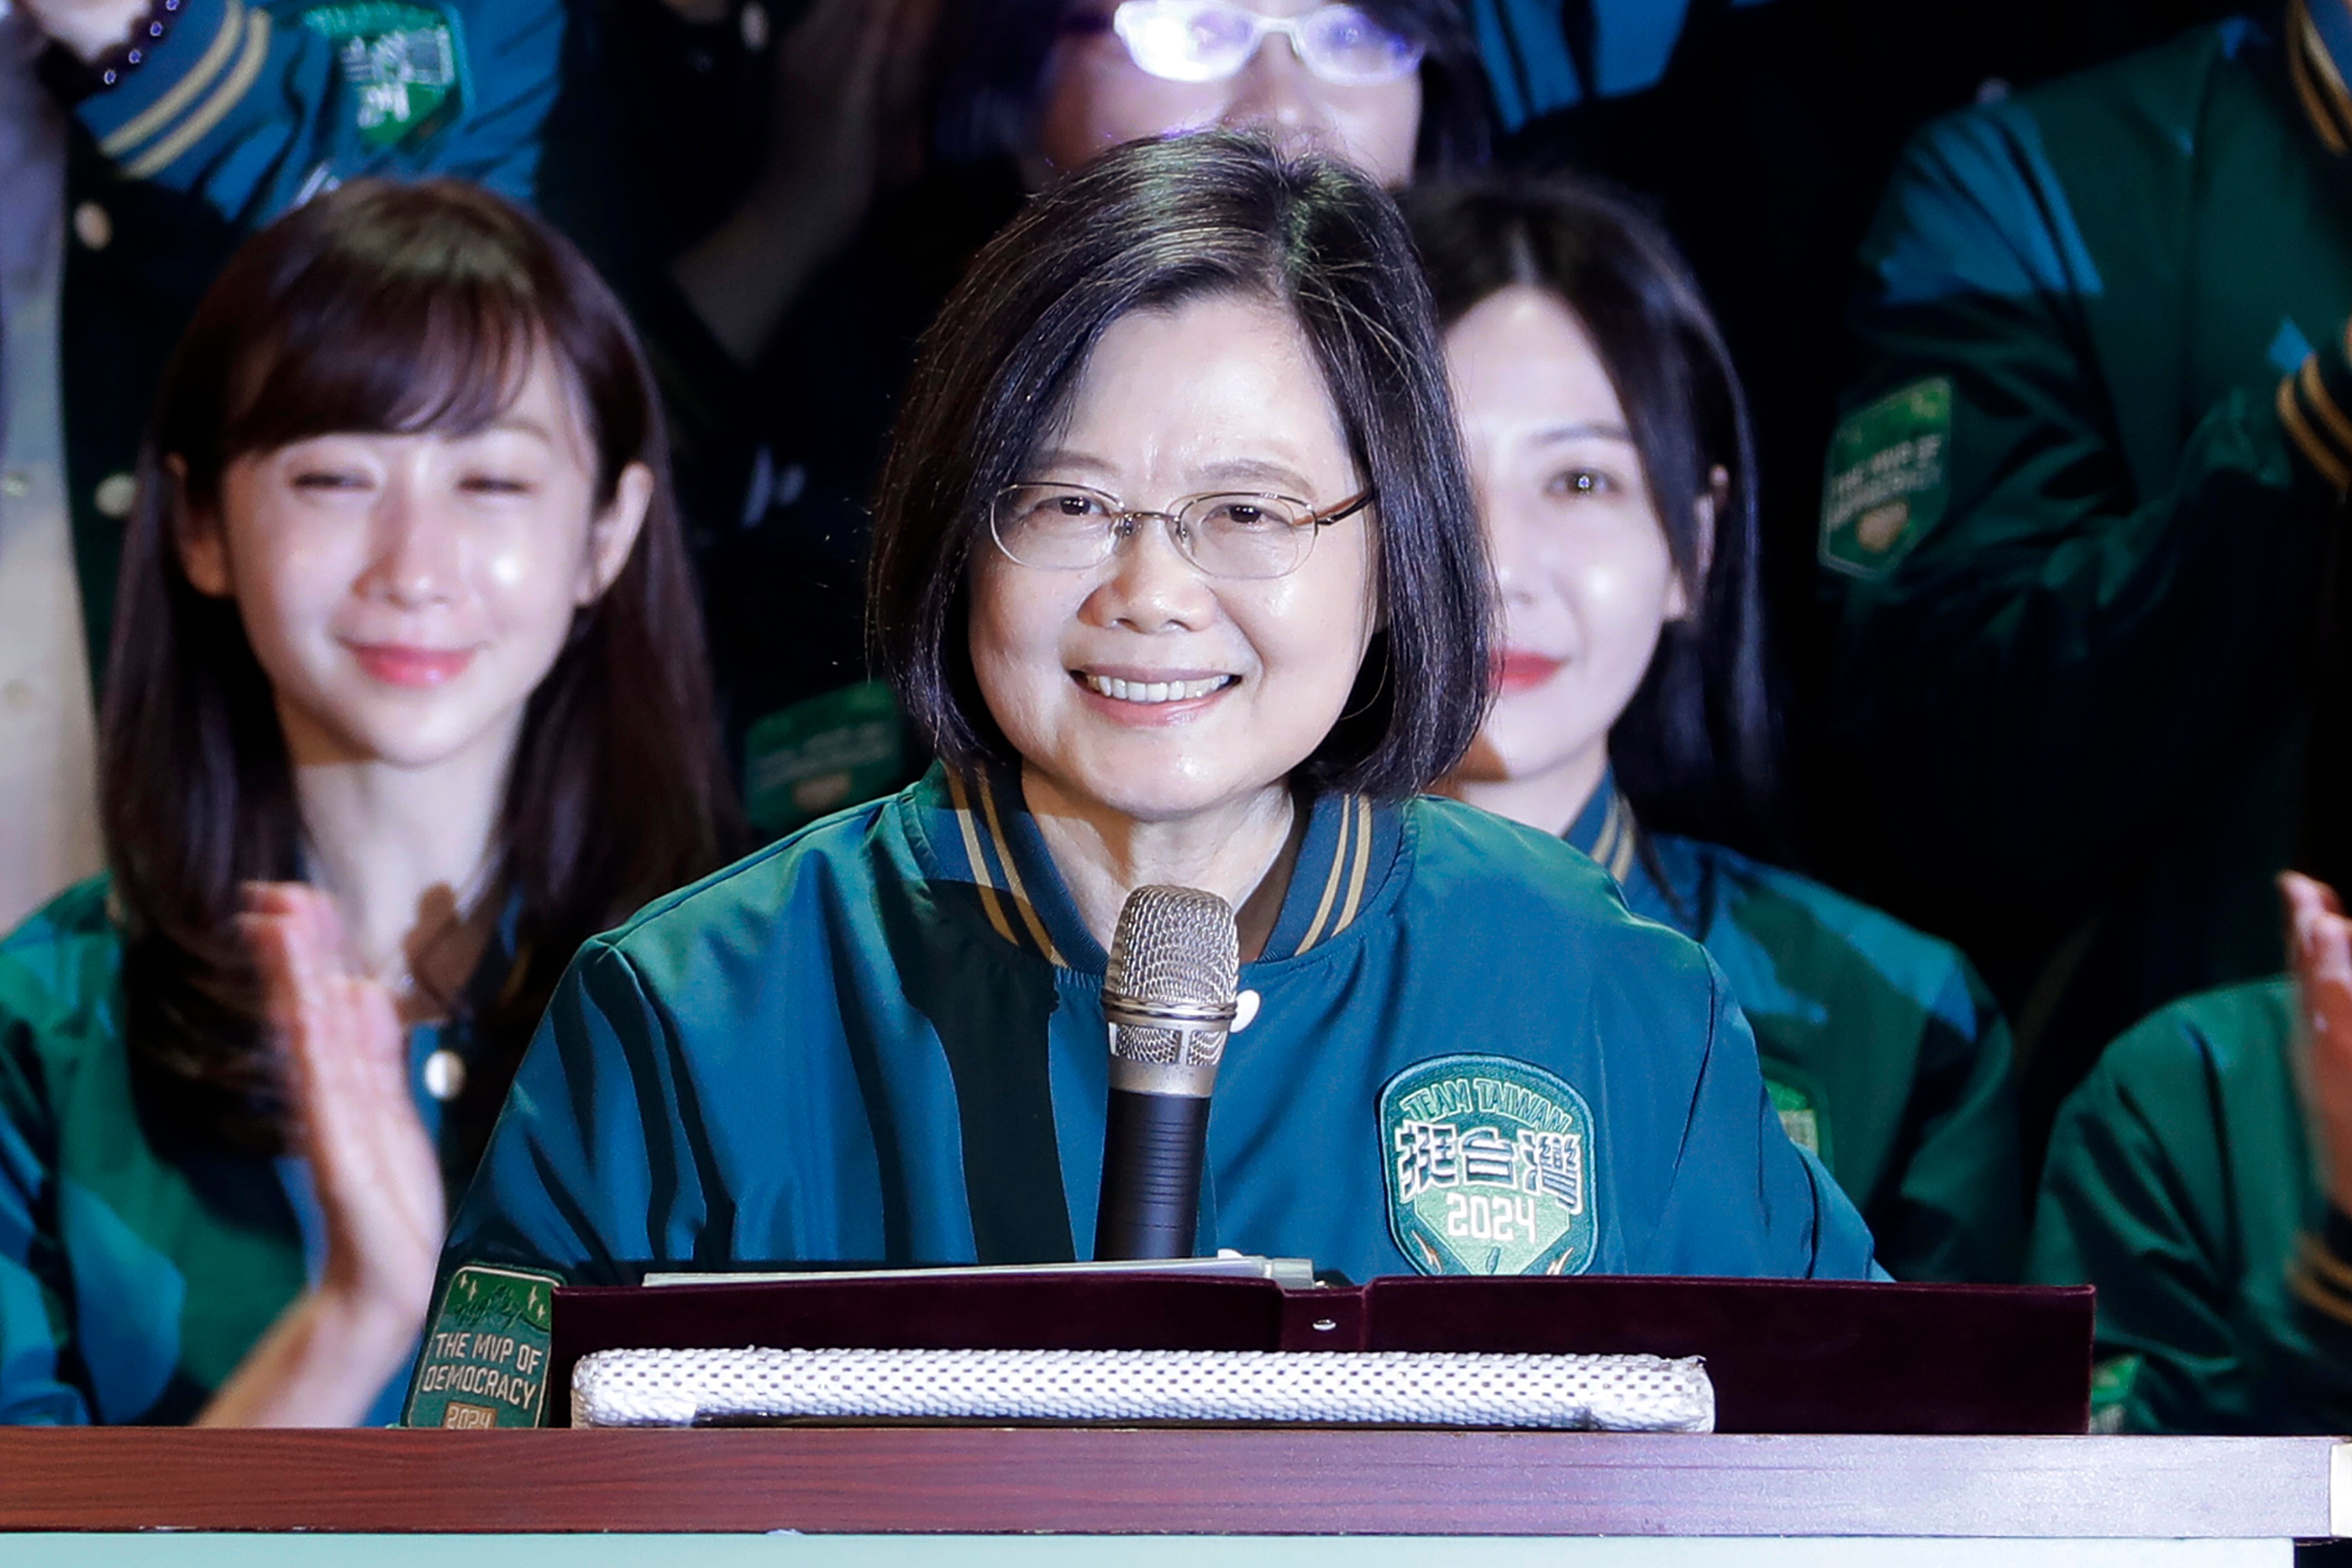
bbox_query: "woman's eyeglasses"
[988,482,1373,579]
[1065,2,1425,88]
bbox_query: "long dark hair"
[104,178,739,1158]
[1405,174,1777,848]
[931,0,1494,176]
[870,131,1492,800]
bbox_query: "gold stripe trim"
[1296,795,1353,955]
[2303,355,2352,457]
[2302,1231,2352,1296]
[1588,794,1622,872]
[973,771,1065,967]
[2292,1258,2352,1332]
[1608,793,1639,883]
[944,769,1020,949]
[1333,797,1374,936]
[2281,375,2352,490]
[123,7,270,180]
[2295,0,2352,156]
[99,0,245,158]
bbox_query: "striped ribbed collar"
[915,762,1400,971]
[2290,0,2352,154]
[1561,772,1640,886]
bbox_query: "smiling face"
[1034,0,1422,186]
[180,348,651,775]
[1445,284,1689,793]
[967,290,1379,826]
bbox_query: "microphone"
[1094,885,1241,1261]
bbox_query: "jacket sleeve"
[1642,967,1884,1281]
[1822,107,2340,915]
[439,939,710,1289]
[2026,1001,2352,1434]
[0,1007,91,1424]
[65,0,562,223]
[1876,958,2024,1283]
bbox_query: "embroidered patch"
[301,1,468,150]
[1379,1054,1597,1277]
[403,1264,561,1428]
[742,680,905,837]
[1820,376,1951,578]
[1766,1075,1831,1168]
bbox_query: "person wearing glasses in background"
[433,134,1875,1304]
[582,0,1492,846]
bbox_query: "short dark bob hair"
[1404,175,1775,846]
[871,131,1492,800]
[107,178,737,1156]
[931,0,1494,177]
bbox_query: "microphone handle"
[1094,1085,1210,1260]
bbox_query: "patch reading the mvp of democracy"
[404,1264,561,1428]
[1380,1054,1598,1276]
[1820,376,1951,578]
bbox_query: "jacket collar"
[1561,771,1640,885]
[917,762,1401,971]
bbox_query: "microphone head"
[1102,885,1240,1067]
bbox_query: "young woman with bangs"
[0,179,736,1426]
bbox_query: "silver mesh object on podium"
[569,1347,1715,1431]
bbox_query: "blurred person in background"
[1811,1,2352,1158]
[0,181,735,1426]
[2029,869,2352,1432]
[0,0,568,933]
[1412,176,2021,1283]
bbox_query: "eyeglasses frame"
[986,481,1376,579]
[1059,1,1427,88]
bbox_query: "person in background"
[1409,176,2020,1283]
[434,134,1874,1303]
[2030,869,2352,1432]
[1814,4,2352,1156]
[0,180,736,1425]
[600,0,1492,843]
[0,0,568,934]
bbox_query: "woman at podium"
[0,182,735,1425]
[440,132,1877,1294]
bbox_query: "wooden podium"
[0,1427,2342,1565]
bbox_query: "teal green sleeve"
[1824,108,2337,915]
[1643,976,1884,1283]
[0,1010,89,1424]
[2028,991,2352,1433]
[1879,959,2022,1283]
[69,0,561,219]
[445,939,696,1288]
[2029,1018,2245,1432]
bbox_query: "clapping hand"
[2283,872,2352,1215]
[198,884,444,1425]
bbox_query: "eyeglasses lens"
[991,486,1316,579]
[1298,6,1424,85]
[1111,2,1422,87]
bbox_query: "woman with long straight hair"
[0,178,736,1425]
[1409,176,2020,1282]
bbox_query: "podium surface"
[0,1428,2341,1565]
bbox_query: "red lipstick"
[350,644,476,688]
[1494,651,1564,695]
